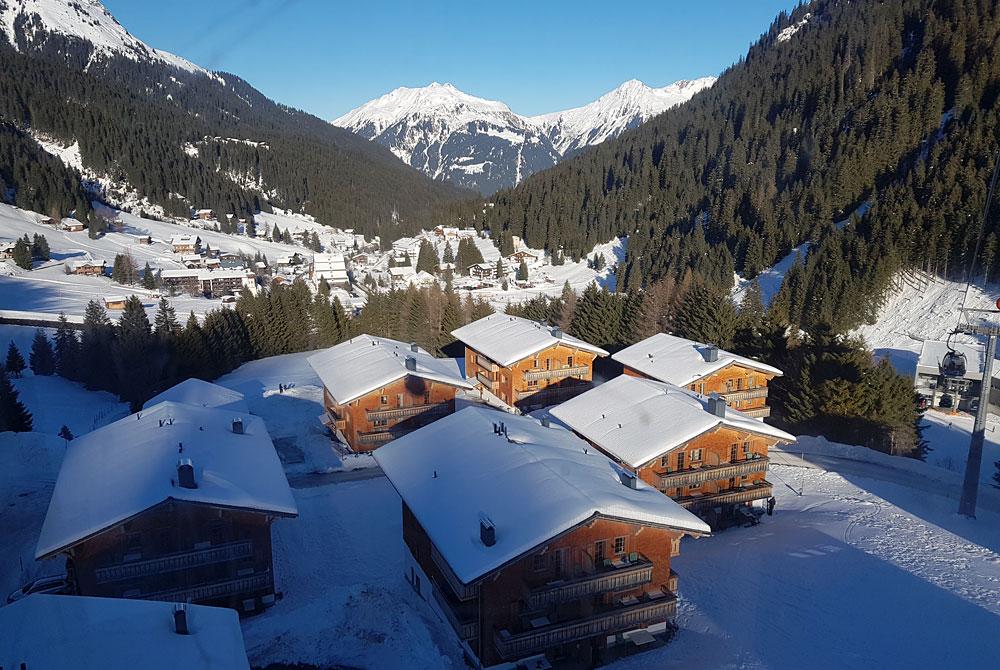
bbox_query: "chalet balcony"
[476,371,495,387]
[357,430,397,445]
[658,457,769,490]
[494,590,677,660]
[142,570,272,603]
[365,403,447,422]
[433,585,479,640]
[720,388,769,402]
[515,382,591,401]
[742,407,771,418]
[431,544,480,601]
[527,554,653,609]
[677,481,773,511]
[94,541,254,583]
[523,365,590,382]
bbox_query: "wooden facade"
[322,375,464,452]
[63,500,285,615]
[403,504,686,668]
[465,343,600,411]
[623,362,777,418]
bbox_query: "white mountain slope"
[333,77,716,195]
[0,0,215,78]
[531,77,716,156]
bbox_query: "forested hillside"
[478,0,1000,332]
[0,21,466,236]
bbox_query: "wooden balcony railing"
[494,592,677,660]
[677,481,773,510]
[476,371,495,387]
[514,383,591,401]
[742,407,771,418]
[721,388,769,402]
[356,430,398,445]
[365,403,447,422]
[658,457,769,490]
[523,365,590,382]
[95,541,254,583]
[432,585,479,640]
[527,555,654,608]
[431,544,479,601]
[142,570,272,604]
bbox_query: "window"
[527,379,538,388]
[736,377,743,391]
[373,418,388,427]
[698,383,705,395]
[546,359,551,370]
[661,455,670,468]
[614,536,626,555]
[730,444,738,462]
[726,379,734,392]
[744,441,753,456]
[594,540,607,564]
[567,355,574,367]
[532,552,547,571]
[690,448,703,462]
[380,395,388,405]
[670,537,681,557]
[551,548,566,576]
[676,452,685,470]
[396,394,403,407]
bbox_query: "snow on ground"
[920,410,1000,486]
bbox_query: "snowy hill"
[0,0,213,77]
[333,77,714,194]
[531,77,716,156]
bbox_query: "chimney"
[552,327,563,339]
[480,516,496,547]
[232,418,244,435]
[405,355,417,372]
[621,471,639,489]
[173,604,189,635]
[707,393,727,417]
[410,342,419,353]
[177,458,197,489]
[540,417,550,428]
[704,344,719,362]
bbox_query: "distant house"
[391,237,421,259]
[311,253,349,286]
[551,375,795,528]
[194,209,215,220]
[160,269,251,297]
[351,252,373,269]
[507,250,539,265]
[143,378,249,414]
[467,262,500,280]
[35,401,297,613]
[914,340,1000,412]
[433,226,459,240]
[0,595,251,670]
[68,259,107,276]
[451,313,608,410]
[131,233,153,245]
[170,234,202,254]
[104,295,128,310]
[0,240,16,259]
[61,218,86,232]
[374,406,710,669]
[389,264,416,288]
[613,333,783,418]
[307,335,474,452]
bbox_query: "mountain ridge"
[333,77,716,194]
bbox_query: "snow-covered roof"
[550,375,795,468]
[170,234,200,245]
[612,333,783,386]
[143,378,249,413]
[0,595,249,670]
[36,401,297,558]
[68,259,106,269]
[307,335,474,405]
[389,265,415,278]
[915,340,1000,382]
[451,313,608,366]
[374,406,710,584]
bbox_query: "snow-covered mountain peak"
[0,0,210,75]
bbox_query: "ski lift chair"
[939,332,968,378]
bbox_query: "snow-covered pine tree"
[29,329,55,375]
[5,341,26,377]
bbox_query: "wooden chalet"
[507,250,539,264]
[103,295,128,310]
[374,407,710,669]
[170,234,202,255]
[68,259,107,275]
[451,314,609,411]
[35,401,298,615]
[613,333,782,418]
[307,335,475,452]
[0,594,251,670]
[551,375,795,529]
[61,219,86,232]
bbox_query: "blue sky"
[105,0,801,119]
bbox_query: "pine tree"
[0,367,32,432]
[673,282,738,349]
[54,313,81,380]
[31,233,50,260]
[142,262,157,289]
[29,329,56,375]
[495,258,505,280]
[153,297,179,337]
[114,296,160,409]
[80,299,116,391]
[4,341,26,377]
[442,241,455,266]
[58,424,73,441]
[416,239,438,274]
[112,253,138,285]
[516,259,528,281]
[246,215,257,238]
[11,238,32,270]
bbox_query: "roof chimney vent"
[540,417,550,428]
[552,327,563,339]
[232,418,244,435]
[707,393,727,417]
[405,355,417,372]
[410,342,419,353]
[704,345,719,362]
[177,458,197,489]
[621,471,639,489]
[480,516,496,547]
[173,604,189,635]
